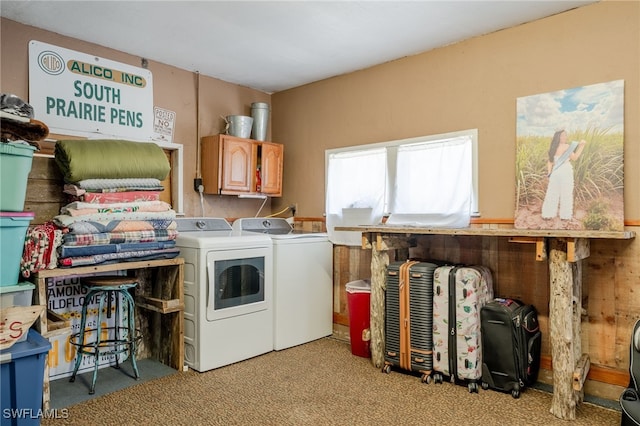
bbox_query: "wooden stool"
[69,276,142,394]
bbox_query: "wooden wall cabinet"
[201,134,283,197]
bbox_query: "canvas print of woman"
[514,80,624,231]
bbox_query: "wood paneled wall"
[26,155,65,224]
[330,226,640,391]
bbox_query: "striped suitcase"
[432,265,493,392]
[383,260,439,383]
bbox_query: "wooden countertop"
[335,225,635,239]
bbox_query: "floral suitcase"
[432,265,493,392]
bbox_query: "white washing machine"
[233,218,333,350]
[175,218,273,372]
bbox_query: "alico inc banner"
[29,40,154,140]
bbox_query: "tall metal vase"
[250,102,270,141]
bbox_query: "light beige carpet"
[43,337,621,425]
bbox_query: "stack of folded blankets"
[47,139,179,268]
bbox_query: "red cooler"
[346,279,371,358]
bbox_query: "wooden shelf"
[33,258,185,278]
[337,225,635,240]
[31,257,185,410]
[137,296,184,314]
[43,310,71,339]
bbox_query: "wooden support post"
[370,240,389,369]
[549,238,581,420]
[365,232,415,369]
[572,251,584,403]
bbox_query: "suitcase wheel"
[481,381,489,390]
[421,373,432,384]
[468,382,479,393]
[511,384,521,399]
[433,373,443,384]
[382,364,392,374]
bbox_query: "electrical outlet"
[290,203,298,216]
[193,178,203,192]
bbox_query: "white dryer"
[175,218,273,372]
[233,218,333,350]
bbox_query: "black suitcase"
[383,260,439,383]
[620,319,640,426]
[480,297,541,398]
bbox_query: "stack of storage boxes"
[1,141,38,341]
[0,141,50,423]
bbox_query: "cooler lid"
[0,141,37,155]
[0,282,35,295]
[346,279,371,293]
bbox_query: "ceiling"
[1,1,597,94]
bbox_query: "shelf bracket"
[508,236,547,261]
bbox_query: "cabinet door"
[260,142,283,196]
[221,138,255,193]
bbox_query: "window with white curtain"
[325,129,478,245]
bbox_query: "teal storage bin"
[0,142,37,212]
[0,213,34,287]
[0,329,51,426]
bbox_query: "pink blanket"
[61,200,172,217]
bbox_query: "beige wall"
[271,1,639,220]
[2,3,637,221]
[0,17,272,219]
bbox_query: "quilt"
[20,222,63,278]
[60,200,172,217]
[59,240,176,258]
[59,219,178,235]
[62,229,178,246]
[53,210,176,229]
[59,247,181,268]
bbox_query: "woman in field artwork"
[514,80,624,231]
[540,129,587,222]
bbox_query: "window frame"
[325,128,480,218]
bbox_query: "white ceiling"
[1,1,597,94]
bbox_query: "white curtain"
[325,148,386,245]
[386,136,472,227]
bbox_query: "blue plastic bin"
[0,212,34,287]
[1,329,51,426]
[0,142,37,212]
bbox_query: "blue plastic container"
[0,142,37,212]
[0,212,34,287]
[1,329,51,426]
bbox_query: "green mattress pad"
[55,139,171,183]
